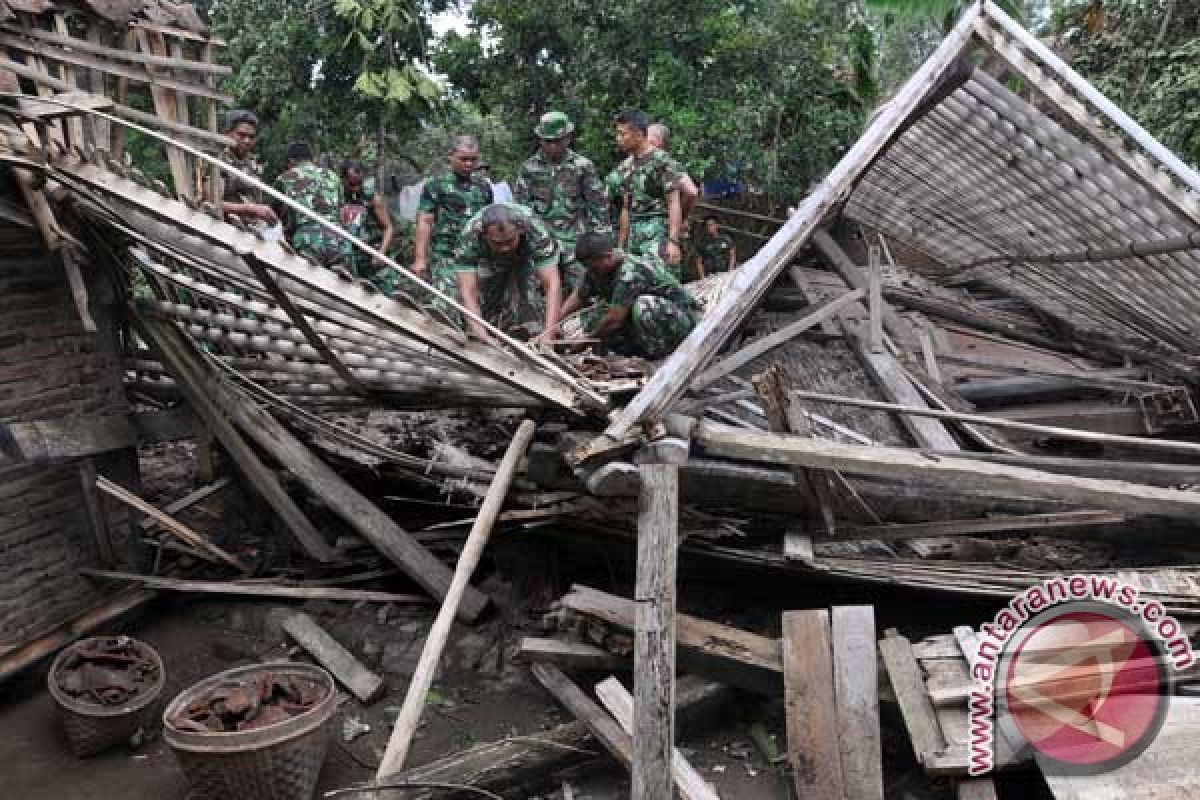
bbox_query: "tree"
[433,0,878,208]
[1046,0,1200,166]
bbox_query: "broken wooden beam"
[95,474,250,573]
[78,568,431,605]
[533,663,637,770]
[394,675,729,800]
[137,314,336,563]
[560,584,782,694]
[137,476,232,532]
[632,463,679,800]
[787,388,1200,457]
[594,676,720,800]
[0,415,135,463]
[281,611,385,704]
[376,420,536,780]
[517,637,626,672]
[694,422,1200,521]
[692,288,865,390]
[879,629,947,769]
[832,509,1125,541]
[142,314,489,618]
[832,606,882,800]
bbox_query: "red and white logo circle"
[998,604,1171,774]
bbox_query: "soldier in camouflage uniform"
[515,111,608,294]
[610,109,687,278]
[451,203,563,343]
[413,136,493,316]
[217,109,278,226]
[693,215,737,279]
[274,141,350,268]
[562,232,700,360]
[339,159,398,295]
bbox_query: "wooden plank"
[376,421,534,778]
[95,475,250,573]
[782,610,843,799]
[282,611,385,704]
[831,510,1126,542]
[582,4,985,456]
[517,637,626,671]
[692,288,865,390]
[560,584,783,694]
[832,606,882,800]
[136,28,190,197]
[594,676,720,800]
[632,464,678,800]
[786,388,1200,457]
[957,778,999,800]
[0,414,135,462]
[867,244,884,353]
[533,663,634,768]
[78,568,429,605]
[694,423,1200,521]
[396,676,728,798]
[879,630,946,766]
[813,230,909,341]
[137,476,232,532]
[783,530,814,563]
[77,460,114,566]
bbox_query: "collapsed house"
[1,1,1199,798]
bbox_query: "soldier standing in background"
[693,214,737,279]
[647,123,699,223]
[412,136,493,315]
[610,110,686,277]
[515,111,608,294]
[218,109,278,226]
[339,159,397,295]
[274,141,349,267]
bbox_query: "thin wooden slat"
[0,23,233,75]
[879,630,947,765]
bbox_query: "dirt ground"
[0,441,1059,799]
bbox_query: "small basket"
[47,636,166,757]
[162,662,337,800]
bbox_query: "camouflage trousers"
[479,261,546,337]
[292,225,353,269]
[582,295,699,359]
[553,233,586,295]
[627,216,679,279]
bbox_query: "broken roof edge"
[573,1,986,465]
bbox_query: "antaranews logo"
[966,575,1195,777]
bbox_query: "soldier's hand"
[531,328,558,346]
[665,240,682,266]
[255,205,280,225]
[411,259,428,279]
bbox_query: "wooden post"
[375,420,537,781]
[632,464,679,800]
[868,244,883,353]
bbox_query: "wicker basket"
[162,662,337,800]
[47,636,166,757]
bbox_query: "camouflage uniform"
[220,147,264,204]
[515,149,607,293]
[609,149,687,277]
[339,177,400,296]
[451,203,560,335]
[275,162,350,268]
[579,251,700,359]
[697,232,734,276]
[417,170,493,312]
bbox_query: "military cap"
[534,111,574,140]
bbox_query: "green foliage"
[432,0,878,206]
[1048,0,1200,165]
[865,0,1024,30]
